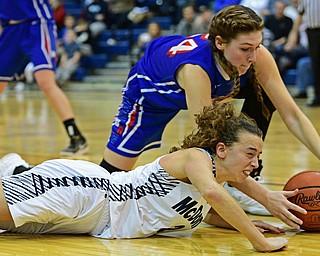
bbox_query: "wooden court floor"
[0,85,319,255]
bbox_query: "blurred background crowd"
[2,0,316,105]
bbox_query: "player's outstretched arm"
[182,150,288,252]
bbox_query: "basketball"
[283,170,320,231]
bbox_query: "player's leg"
[0,82,9,93]
[34,69,74,121]
[101,148,139,172]
[0,159,110,234]
[29,19,87,155]
[34,69,88,155]
[100,93,179,172]
[0,181,13,222]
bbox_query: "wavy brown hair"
[170,103,263,154]
[208,5,270,118]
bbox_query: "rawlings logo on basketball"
[295,191,320,209]
[284,170,320,231]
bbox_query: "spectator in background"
[194,5,214,34]
[131,21,162,65]
[50,0,66,34]
[56,30,82,87]
[133,0,176,18]
[59,14,77,41]
[293,56,313,98]
[81,0,110,38]
[264,1,293,48]
[283,0,298,20]
[286,0,320,107]
[175,4,198,36]
[240,0,271,17]
[281,14,309,91]
[107,0,134,29]
[264,1,293,76]
[137,22,162,54]
[74,18,93,56]
[282,1,311,99]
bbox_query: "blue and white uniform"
[1,149,214,238]
[0,0,57,82]
[107,34,250,157]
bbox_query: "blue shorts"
[0,19,57,82]
[106,74,180,157]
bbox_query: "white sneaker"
[224,182,272,216]
[14,82,25,92]
[0,153,30,178]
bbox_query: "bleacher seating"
[148,16,173,30]
[63,1,175,81]
[96,41,131,57]
[282,69,297,86]
[64,0,82,18]
[71,54,109,81]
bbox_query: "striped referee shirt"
[298,0,320,28]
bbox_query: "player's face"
[223,31,262,75]
[222,132,263,183]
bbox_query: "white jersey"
[98,155,212,238]
[1,153,213,238]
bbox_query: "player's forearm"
[228,178,271,207]
[204,185,269,248]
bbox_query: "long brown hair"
[170,103,263,154]
[208,5,270,118]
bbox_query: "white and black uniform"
[1,149,214,238]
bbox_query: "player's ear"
[215,36,226,50]
[216,142,227,158]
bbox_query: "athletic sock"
[100,159,125,173]
[63,118,83,139]
[13,165,32,175]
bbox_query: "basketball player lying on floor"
[0,103,306,253]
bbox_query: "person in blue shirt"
[0,0,88,155]
[56,29,82,87]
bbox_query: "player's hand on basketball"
[266,189,307,229]
[252,220,284,233]
[253,237,288,252]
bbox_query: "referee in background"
[287,0,320,107]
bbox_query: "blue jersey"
[0,0,54,22]
[107,34,250,157]
[130,33,249,110]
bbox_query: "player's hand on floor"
[252,220,285,233]
[253,237,288,252]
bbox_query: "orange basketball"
[283,170,320,231]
